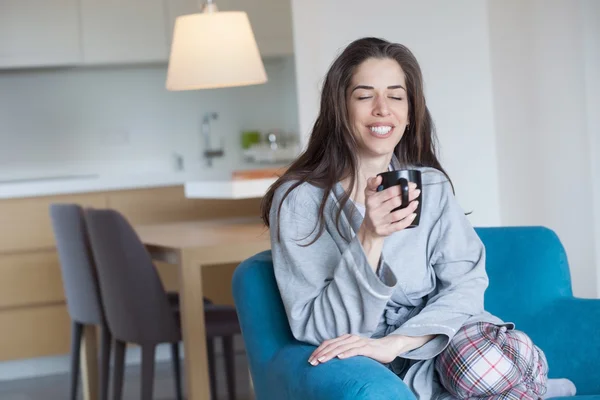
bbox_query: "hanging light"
[165,0,268,91]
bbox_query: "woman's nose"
[373,97,391,117]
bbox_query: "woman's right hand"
[360,175,421,240]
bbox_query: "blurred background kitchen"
[0,0,598,399]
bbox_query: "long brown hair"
[261,37,453,244]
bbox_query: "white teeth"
[369,126,392,135]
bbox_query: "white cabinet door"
[80,0,169,65]
[241,0,294,57]
[164,0,200,49]
[167,0,294,57]
[0,0,81,68]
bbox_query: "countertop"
[184,177,277,199]
[0,172,196,199]
[0,167,284,200]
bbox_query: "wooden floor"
[0,352,254,400]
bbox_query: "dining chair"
[49,203,111,400]
[85,207,242,400]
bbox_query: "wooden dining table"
[133,216,271,400]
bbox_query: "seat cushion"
[168,291,241,337]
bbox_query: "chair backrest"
[84,208,180,345]
[232,250,294,397]
[477,226,573,328]
[49,203,104,325]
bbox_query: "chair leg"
[70,321,83,400]
[206,338,217,400]
[223,335,237,400]
[112,340,126,400]
[99,324,112,400]
[170,342,183,400]
[141,344,156,400]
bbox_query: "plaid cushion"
[435,322,548,399]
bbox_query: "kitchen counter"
[0,167,284,200]
[184,177,277,199]
[0,172,195,199]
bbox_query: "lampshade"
[166,10,268,91]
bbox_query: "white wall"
[291,0,599,297]
[487,0,539,226]
[291,0,502,225]
[582,0,600,299]
[489,0,599,298]
[0,56,299,181]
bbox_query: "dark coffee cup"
[376,169,422,228]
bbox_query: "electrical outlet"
[172,153,185,171]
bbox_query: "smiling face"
[346,57,410,161]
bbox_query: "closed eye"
[389,97,404,100]
[358,96,372,100]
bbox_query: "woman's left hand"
[308,334,405,366]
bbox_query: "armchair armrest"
[263,343,416,400]
[526,297,600,395]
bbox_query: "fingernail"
[317,356,325,362]
[415,189,421,196]
[309,359,317,366]
[411,213,417,219]
[338,353,345,358]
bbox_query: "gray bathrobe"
[270,157,512,399]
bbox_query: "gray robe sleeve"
[391,181,489,360]
[271,188,396,346]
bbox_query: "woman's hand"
[357,175,421,271]
[308,334,406,366]
[360,175,421,239]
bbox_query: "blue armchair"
[232,226,600,399]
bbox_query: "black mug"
[376,169,422,228]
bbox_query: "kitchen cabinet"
[0,0,293,70]
[164,0,200,49]
[81,0,293,65]
[0,0,81,68]
[80,0,169,65]
[0,185,260,362]
[215,0,294,56]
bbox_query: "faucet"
[201,111,224,167]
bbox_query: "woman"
[261,37,575,399]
